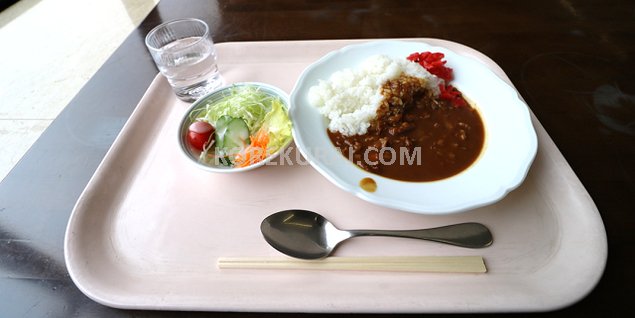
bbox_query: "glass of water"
[145,18,223,102]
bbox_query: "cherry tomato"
[187,121,215,151]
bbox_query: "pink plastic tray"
[64,39,607,313]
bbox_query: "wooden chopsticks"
[218,256,486,273]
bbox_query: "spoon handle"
[348,223,493,248]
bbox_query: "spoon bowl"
[260,209,493,259]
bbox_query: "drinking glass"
[145,18,223,102]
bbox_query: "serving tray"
[64,39,607,313]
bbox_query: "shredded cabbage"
[195,86,272,131]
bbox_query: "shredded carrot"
[234,126,270,168]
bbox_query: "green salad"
[186,85,292,168]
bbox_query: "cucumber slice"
[214,115,233,150]
[222,118,250,153]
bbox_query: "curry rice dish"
[309,55,485,182]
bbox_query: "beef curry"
[328,75,485,182]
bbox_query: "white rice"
[308,54,442,136]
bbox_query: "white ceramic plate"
[289,40,538,214]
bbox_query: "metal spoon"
[260,209,493,259]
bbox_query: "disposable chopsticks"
[217,256,486,273]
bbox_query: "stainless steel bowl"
[177,82,292,173]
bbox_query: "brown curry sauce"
[328,76,485,182]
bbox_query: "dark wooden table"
[1,0,633,316]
